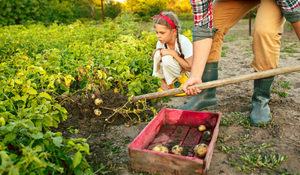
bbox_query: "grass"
[220,112,251,128]
[224,34,239,42]
[221,46,229,57]
[218,111,291,174]
[279,80,292,89]
[281,46,298,53]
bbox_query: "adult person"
[178,0,300,126]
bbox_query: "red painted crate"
[128,107,221,175]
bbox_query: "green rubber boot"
[178,62,218,111]
[250,76,274,126]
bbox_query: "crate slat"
[182,128,203,157]
[167,125,190,146]
[147,125,177,150]
[129,107,166,149]
[129,148,204,175]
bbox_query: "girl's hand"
[160,49,178,58]
[182,77,202,96]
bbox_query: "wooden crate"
[128,107,221,175]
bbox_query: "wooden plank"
[166,126,190,150]
[181,128,202,157]
[129,148,204,175]
[147,125,177,150]
[128,107,166,149]
[203,113,221,173]
[165,108,218,129]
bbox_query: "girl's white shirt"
[155,34,193,59]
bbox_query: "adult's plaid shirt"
[191,0,300,28]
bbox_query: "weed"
[111,146,120,153]
[67,126,79,134]
[220,112,251,128]
[281,54,288,59]
[224,34,239,42]
[219,67,223,71]
[102,142,113,147]
[279,80,292,89]
[245,47,252,52]
[221,46,229,57]
[123,140,129,145]
[281,46,298,53]
[271,86,288,98]
[220,140,290,174]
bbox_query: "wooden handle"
[132,65,300,102]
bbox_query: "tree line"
[0,0,192,26]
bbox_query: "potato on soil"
[152,144,169,153]
[198,125,206,132]
[90,94,96,99]
[194,143,208,158]
[94,98,103,105]
[171,145,187,156]
[202,131,212,141]
[94,109,102,116]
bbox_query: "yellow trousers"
[208,0,286,71]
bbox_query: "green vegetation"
[219,112,290,174]
[220,112,251,128]
[0,13,174,174]
[221,46,229,57]
[271,86,289,98]
[279,80,292,89]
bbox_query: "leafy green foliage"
[279,80,292,89]
[220,112,251,128]
[271,86,289,98]
[0,13,163,96]
[0,0,75,26]
[126,0,168,21]
[0,13,177,174]
[104,0,123,19]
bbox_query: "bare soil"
[53,20,300,175]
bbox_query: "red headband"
[149,12,176,29]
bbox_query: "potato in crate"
[128,107,221,175]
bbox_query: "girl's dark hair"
[154,12,185,59]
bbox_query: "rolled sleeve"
[281,6,300,22]
[190,0,213,28]
[192,26,218,42]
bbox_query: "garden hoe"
[132,65,300,102]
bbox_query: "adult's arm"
[277,1,300,40]
[182,0,218,95]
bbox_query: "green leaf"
[0,151,11,169]
[31,132,43,140]
[35,146,43,152]
[73,151,82,168]
[42,115,53,126]
[32,156,43,164]
[3,133,16,144]
[117,65,123,73]
[26,87,38,95]
[9,166,19,175]
[25,119,35,130]
[38,92,52,100]
[53,136,63,147]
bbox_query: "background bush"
[0,0,75,26]
[103,0,123,19]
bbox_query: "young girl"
[150,11,193,96]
